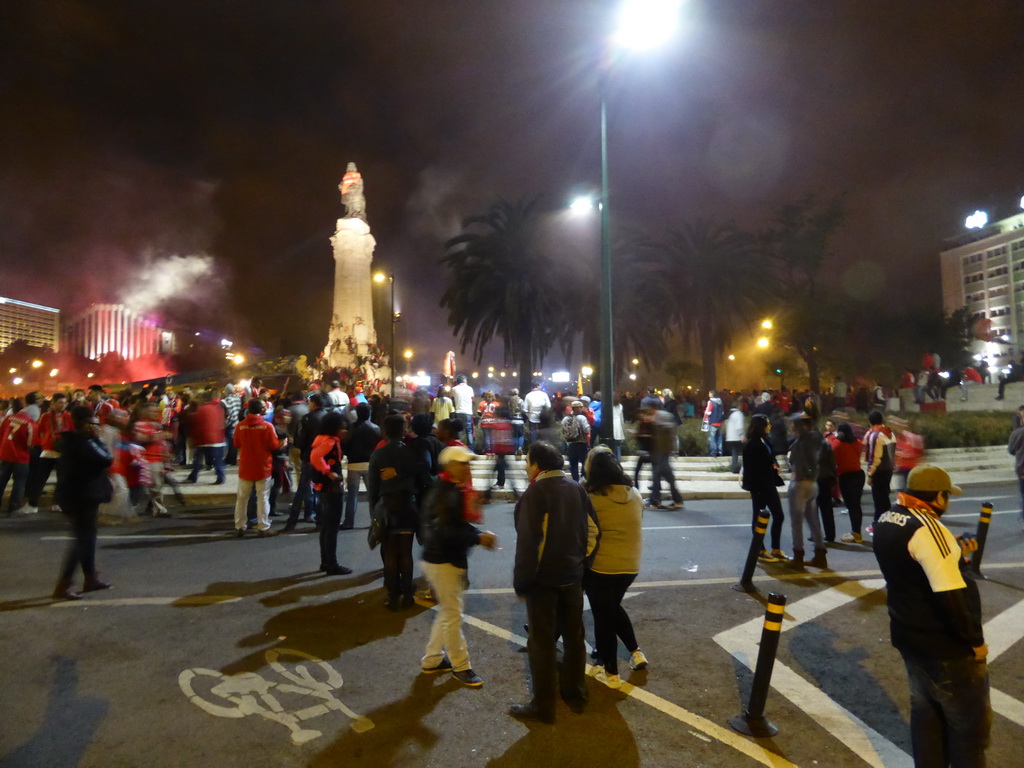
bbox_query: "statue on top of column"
[339,162,366,220]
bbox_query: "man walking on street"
[233,399,280,537]
[866,409,895,529]
[873,465,990,767]
[510,441,600,724]
[185,392,226,484]
[451,374,476,448]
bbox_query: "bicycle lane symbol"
[178,648,374,745]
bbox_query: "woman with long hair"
[830,422,866,543]
[741,414,788,562]
[582,446,648,689]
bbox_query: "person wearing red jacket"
[1,399,36,516]
[186,393,226,484]
[24,393,73,513]
[233,399,280,537]
[309,411,353,575]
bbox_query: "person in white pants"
[232,399,281,538]
[418,446,496,687]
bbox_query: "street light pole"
[599,83,615,443]
[388,274,396,395]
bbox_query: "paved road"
[2,483,1023,767]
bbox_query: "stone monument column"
[323,163,388,388]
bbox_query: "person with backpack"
[702,390,725,457]
[309,411,353,575]
[561,401,591,482]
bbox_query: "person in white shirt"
[451,375,476,447]
[326,381,350,414]
[522,382,551,444]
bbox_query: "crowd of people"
[0,369,996,759]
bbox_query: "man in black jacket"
[283,393,326,531]
[419,445,497,687]
[341,403,380,530]
[873,465,990,767]
[53,406,114,601]
[510,441,599,724]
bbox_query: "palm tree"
[577,228,670,387]
[654,219,759,393]
[440,197,566,393]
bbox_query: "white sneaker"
[15,505,38,516]
[594,668,622,689]
[49,504,61,514]
[629,650,649,670]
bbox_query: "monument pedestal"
[322,217,388,389]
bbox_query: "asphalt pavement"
[1,481,1023,768]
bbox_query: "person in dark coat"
[367,415,432,609]
[53,405,114,601]
[418,445,497,687]
[741,414,787,562]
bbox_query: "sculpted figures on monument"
[339,162,366,220]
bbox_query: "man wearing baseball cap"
[873,464,990,766]
[418,445,497,687]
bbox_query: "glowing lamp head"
[31,359,43,369]
[761,319,773,330]
[757,337,770,349]
[965,210,988,229]
[613,0,683,51]
[727,354,735,361]
[12,377,23,385]
[49,368,58,377]
[373,272,387,283]
[581,366,594,377]
[232,354,245,366]
[403,349,413,359]
[570,196,594,213]
[631,358,640,366]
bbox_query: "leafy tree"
[440,197,565,393]
[759,194,846,393]
[654,218,759,393]
[663,357,702,393]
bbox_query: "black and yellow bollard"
[968,502,993,579]
[732,511,771,593]
[729,592,786,737]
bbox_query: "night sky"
[2,1,1024,373]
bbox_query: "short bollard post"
[729,592,786,738]
[969,502,993,579]
[732,511,771,593]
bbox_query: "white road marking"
[982,597,1024,662]
[51,596,241,608]
[178,648,372,744]
[582,591,643,613]
[459,611,798,767]
[715,579,912,768]
[42,533,245,541]
[991,689,1024,728]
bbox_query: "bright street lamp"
[761,319,773,330]
[581,366,594,377]
[570,196,594,213]
[613,0,683,50]
[31,359,43,369]
[597,0,680,442]
[757,337,770,349]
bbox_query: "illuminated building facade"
[63,303,175,361]
[940,205,1024,367]
[0,296,60,351]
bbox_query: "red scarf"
[439,470,483,523]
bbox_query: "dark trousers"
[286,461,318,524]
[633,454,650,490]
[816,477,836,542]
[224,426,237,464]
[566,442,588,482]
[494,454,516,490]
[318,489,343,568]
[901,652,990,768]
[27,456,59,507]
[750,487,785,551]
[381,532,414,600]
[525,582,587,717]
[839,470,865,535]
[583,571,638,675]
[187,446,225,483]
[58,503,99,583]
[0,460,30,513]
[648,453,682,505]
[871,469,892,523]
[728,441,742,473]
